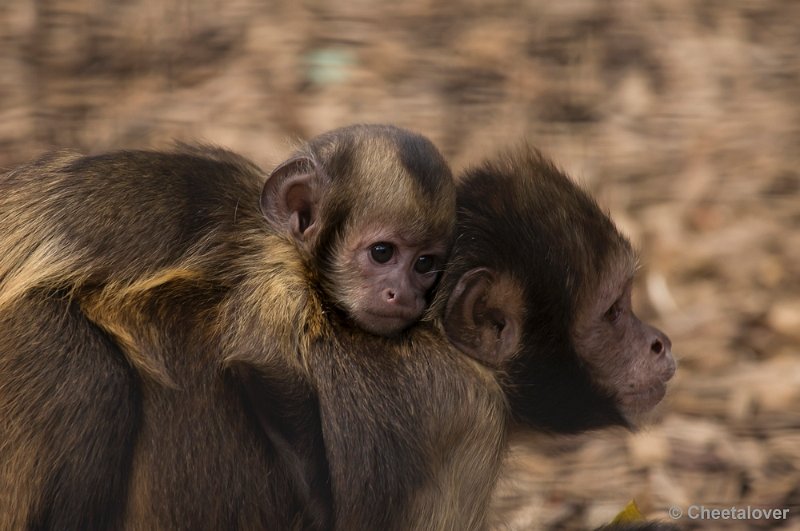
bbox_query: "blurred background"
[1,1,798,529]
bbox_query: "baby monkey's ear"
[260,156,327,244]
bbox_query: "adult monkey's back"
[0,147,321,530]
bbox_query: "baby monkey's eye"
[370,242,394,264]
[414,255,436,274]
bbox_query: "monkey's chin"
[618,382,667,418]
[355,312,418,337]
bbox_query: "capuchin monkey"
[301,144,677,529]
[0,124,454,530]
[0,137,674,530]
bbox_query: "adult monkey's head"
[437,145,676,432]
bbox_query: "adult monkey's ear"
[260,156,326,244]
[443,267,524,365]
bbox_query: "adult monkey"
[0,139,674,530]
[300,145,676,530]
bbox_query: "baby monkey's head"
[261,124,455,336]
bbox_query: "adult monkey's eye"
[370,243,394,264]
[414,255,436,274]
[605,299,623,322]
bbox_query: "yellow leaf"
[610,499,644,524]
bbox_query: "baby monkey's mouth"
[355,308,422,337]
[365,309,421,321]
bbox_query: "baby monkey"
[261,124,455,335]
[0,124,454,529]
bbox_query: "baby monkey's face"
[330,221,449,336]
